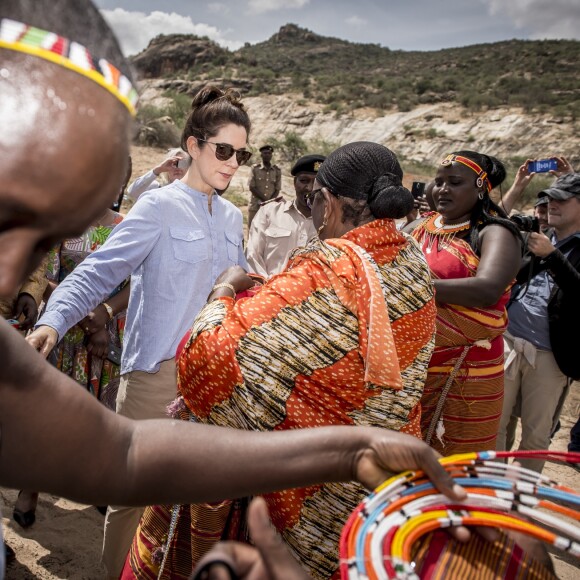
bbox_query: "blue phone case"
[528,159,557,173]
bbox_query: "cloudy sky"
[94,0,580,56]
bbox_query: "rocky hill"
[130,25,580,172]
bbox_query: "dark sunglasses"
[198,139,252,166]
[305,187,324,209]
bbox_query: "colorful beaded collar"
[441,154,492,193]
[0,18,138,116]
[421,212,471,236]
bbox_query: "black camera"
[510,214,539,233]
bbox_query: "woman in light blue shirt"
[27,84,254,577]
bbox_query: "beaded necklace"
[420,213,472,254]
[340,450,580,580]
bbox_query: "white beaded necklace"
[432,215,471,231]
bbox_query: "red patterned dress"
[413,214,511,455]
[123,219,436,579]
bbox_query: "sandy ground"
[2,146,578,578]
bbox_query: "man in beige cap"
[246,154,325,278]
[247,145,281,227]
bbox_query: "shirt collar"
[286,199,312,219]
[174,180,216,200]
[554,230,580,246]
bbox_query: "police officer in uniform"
[246,154,325,278]
[247,145,282,227]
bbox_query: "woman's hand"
[12,293,38,331]
[25,325,58,357]
[153,156,181,176]
[208,266,256,301]
[512,160,536,193]
[82,305,110,335]
[353,430,466,501]
[86,328,109,359]
[192,497,311,580]
[527,232,555,259]
[550,156,574,177]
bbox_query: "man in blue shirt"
[497,173,580,472]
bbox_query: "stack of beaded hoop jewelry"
[340,450,580,579]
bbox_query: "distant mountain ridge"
[131,23,580,118]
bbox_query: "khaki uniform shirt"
[248,163,282,210]
[246,199,317,278]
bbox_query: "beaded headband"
[441,154,492,193]
[0,18,138,116]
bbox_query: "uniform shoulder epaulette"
[260,196,284,207]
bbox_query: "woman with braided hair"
[411,150,522,456]
[123,142,438,579]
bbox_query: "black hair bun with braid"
[367,172,414,219]
[316,141,413,219]
[486,154,507,189]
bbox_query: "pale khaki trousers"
[497,334,569,473]
[101,359,177,578]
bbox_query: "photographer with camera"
[497,173,580,473]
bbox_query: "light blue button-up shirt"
[38,180,247,374]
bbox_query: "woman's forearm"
[105,281,130,315]
[434,277,506,307]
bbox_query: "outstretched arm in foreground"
[0,321,465,508]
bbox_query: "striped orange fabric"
[413,529,556,579]
[413,223,512,455]
[123,219,436,579]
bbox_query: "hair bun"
[190,86,244,111]
[486,154,507,188]
[191,85,224,109]
[368,174,413,219]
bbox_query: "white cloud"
[483,0,580,40]
[247,0,310,14]
[207,3,231,15]
[345,15,367,27]
[100,8,241,55]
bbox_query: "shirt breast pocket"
[170,227,208,264]
[265,227,292,239]
[225,231,241,263]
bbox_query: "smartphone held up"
[527,158,558,174]
[411,181,426,199]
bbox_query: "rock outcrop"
[131,34,227,78]
[137,81,579,167]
